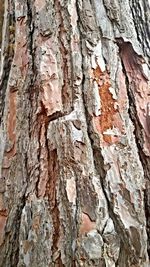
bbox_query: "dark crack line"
[129,0,150,61]
[26,0,35,84]
[0,2,15,124]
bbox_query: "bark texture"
[0,0,150,266]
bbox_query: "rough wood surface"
[0,0,150,266]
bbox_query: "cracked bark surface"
[0,0,150,266]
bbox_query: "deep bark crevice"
[129,0,150,61]
[0,0,4,47]
[0,0,15,123]
[26,0,36,83]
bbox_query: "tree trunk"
[0,0,150,266]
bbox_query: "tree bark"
[0,0,150,266]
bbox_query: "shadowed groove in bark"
[0,0,15,123]
[27,0,36,82]
[0,0,4,47]
[129,0,150,60]
[45,149,63,266]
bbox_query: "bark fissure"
[129,0,150,60]
[27,0,35,82]
[0,0,15,122]
[45,149,63,266]
[0,0,4,47]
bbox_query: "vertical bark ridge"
[116,37,150,258]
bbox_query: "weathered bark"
[0,1,4,47]
[0,0,150,266]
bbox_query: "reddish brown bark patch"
[36,101,53,197]
[0,209,7,246]
[7,91,16,147]
[3,90,17,170]
[45,149,63,265]
[93,66,123,144]
[79,213,96,236]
